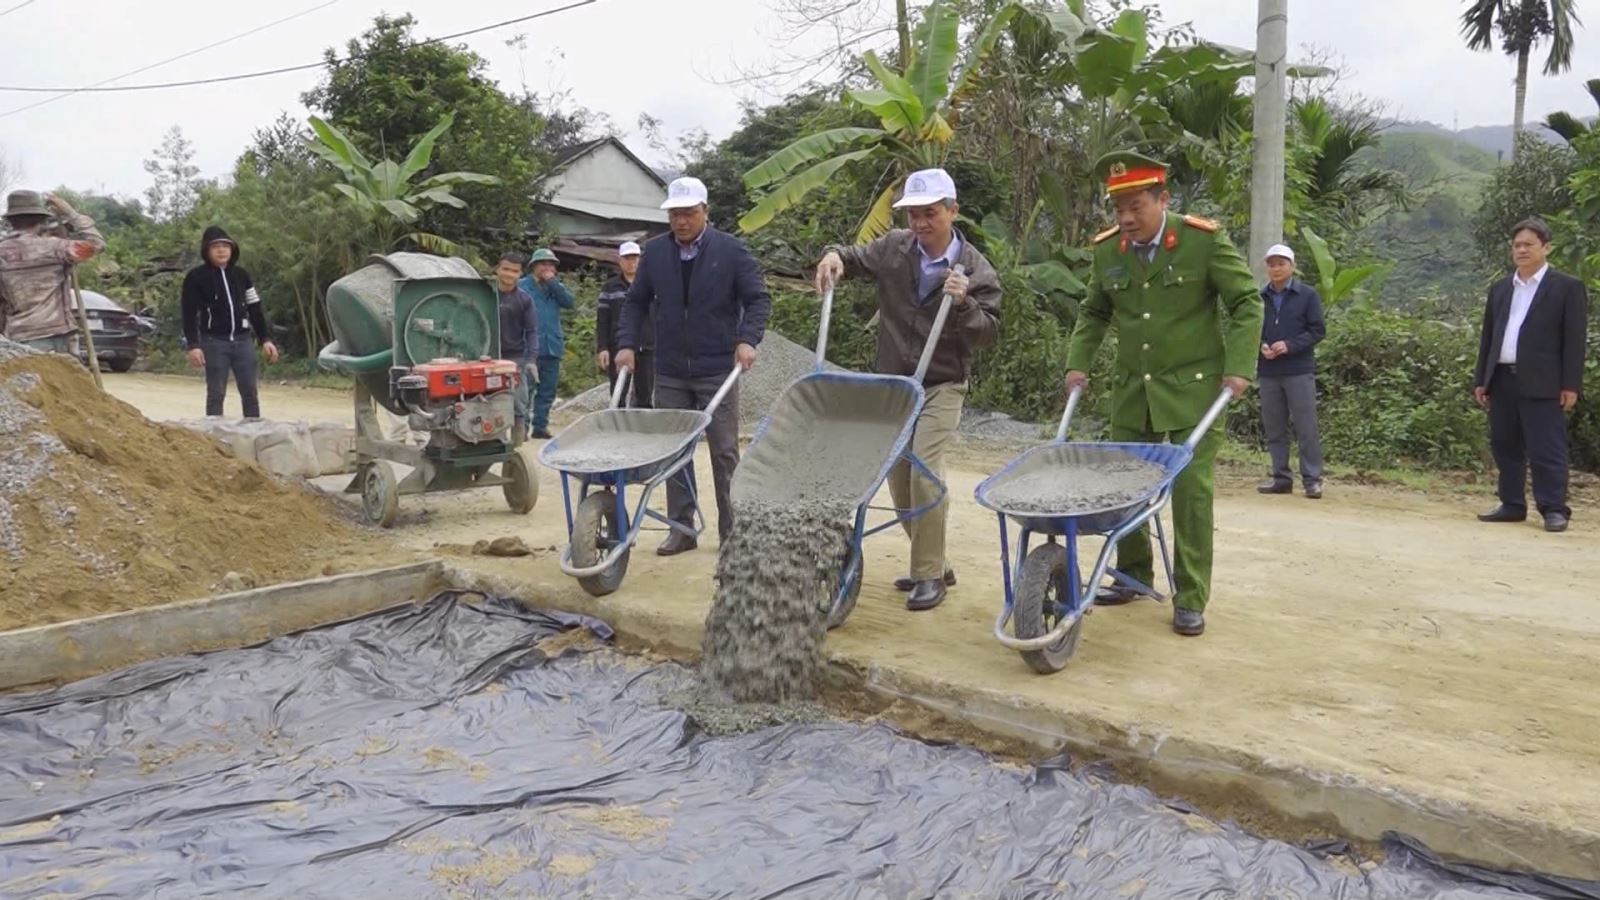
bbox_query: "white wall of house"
[545,142,664,207]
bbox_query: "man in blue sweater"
[1256,244,1326,499]
[518,247,576,439]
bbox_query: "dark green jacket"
[1065,212,1261,433]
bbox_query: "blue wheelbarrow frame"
[538,367,739,596]
[738,279,956,629]
[973,384,1232,672]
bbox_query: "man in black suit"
[617,176,771,554]
[1473,218,1588,533]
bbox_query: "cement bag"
[253,426,322,480]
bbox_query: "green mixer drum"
[324,253,489,412]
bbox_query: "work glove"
[524,362,540,384]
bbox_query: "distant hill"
[1382,120,1566,160]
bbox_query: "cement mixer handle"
[912,265,963,385]
[609,365,632,409]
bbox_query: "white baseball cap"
[1264,243,1295,263]
[618,241,641,257]
[893,168,958,209]
[660,176,709,210]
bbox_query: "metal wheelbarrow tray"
[974,386,1232,673]
[539,369,738,597]
[734,278,962,630]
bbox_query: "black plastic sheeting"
[1,592,1593,899]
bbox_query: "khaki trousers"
[888,381,966,581]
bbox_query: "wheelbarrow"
[973,384,1232,673]
[538,367,739,596]
[733,274,960,629]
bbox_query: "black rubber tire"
[572,490,629,597]
[360,462,399,529]
[501,451,538,514]
[825,541,865,631]
[1013,542,1084,674]
[107,356,135,373]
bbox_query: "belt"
[1496,363,1518,374]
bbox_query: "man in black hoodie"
[181,226,278,418]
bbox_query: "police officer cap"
[1094,150,1169,196]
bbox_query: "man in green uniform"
[1063,151,1261,637]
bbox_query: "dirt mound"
[0,349,386,631]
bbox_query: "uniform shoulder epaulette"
[1181,214,1219,233]
[1092,225,1120,244]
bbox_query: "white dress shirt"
[1132,217,1167,263]
[1498,263,1548,364]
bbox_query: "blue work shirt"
[517,274,577,359]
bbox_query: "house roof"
[548,136,668,189]
[540,197,669,225]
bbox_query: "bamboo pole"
[69,270,104,390]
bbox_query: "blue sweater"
[516,274,576,359]
[1258,279,1326,377]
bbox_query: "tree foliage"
[142,126,204,223]
[1472,132,1576,273]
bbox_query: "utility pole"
[1249,0,1288,282]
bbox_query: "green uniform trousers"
[1110,418,1222,612]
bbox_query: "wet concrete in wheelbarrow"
[984,454,1168,515]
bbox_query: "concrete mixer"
[318,253,536,527]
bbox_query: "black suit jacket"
[1473,267,1588,399]
[618,227,771,381]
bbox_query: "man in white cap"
[617,176,771,554]
[596,240,652,407]
[1256,242,1326,499]
[814,168,1002,611]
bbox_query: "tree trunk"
[1512,44,1531,161]
[896,0,912,67]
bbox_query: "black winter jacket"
[617,228,770,380]
[1257,279,1325,377]
[181,225,270,346]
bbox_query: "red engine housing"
[409,357,518,401]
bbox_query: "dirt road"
[107,371,1600,873]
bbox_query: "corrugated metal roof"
[541,197,669,224]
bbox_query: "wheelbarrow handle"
[1183,388,1235,453]
[912,265,964,384]
[609,365,632,409]
[706,365,742,416]
[815,283,834,373]
[1055,384,1084,443]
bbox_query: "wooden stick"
[69,270,103,390]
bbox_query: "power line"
[0,1,342,119]
[0,0,40,19]
[0,1,599,101]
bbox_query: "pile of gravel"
[555,330,838,432]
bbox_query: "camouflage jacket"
[0,213,105,342]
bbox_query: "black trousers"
[606,349,655,409]
[656,373,739,542]
[1488,365,1570,517]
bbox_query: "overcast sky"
[2,0,1598,200]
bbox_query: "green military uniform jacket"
[1064,212,1262,434]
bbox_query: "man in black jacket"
[181,225,278,418]
[616,177,771,554]
[1255,243,1327,499]
[1473,218,1589,533]
[596,241,652,408]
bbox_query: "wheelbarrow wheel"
[572,490,629,596]
[501,450,538,514]
[825,540,864,631]
[1014,542,1084,674]
[360,461,400,529]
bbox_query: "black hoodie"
[181,225,270,346]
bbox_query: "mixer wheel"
[501,451,538,514]
[360,462,400,528]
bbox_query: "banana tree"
[738,0,1020,241]
[1301,226,1389,308]
[308,114,499,256]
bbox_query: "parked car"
[77,290,155,373]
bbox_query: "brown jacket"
[831,229,1001,386]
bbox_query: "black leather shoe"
[532,428,553,440]
[1172,608,1205,636]
[894,568,956,592]
[1256,479,1293,495]
[1544,512,1570,533]
[656,530,698,556]
[1304,483,1323,500]
[1094,584,1147,606]
[906,580,947,611]
[1477,505,1527,523]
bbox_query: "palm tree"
[1543,77,1600,141]
[1460,0,1583,158]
